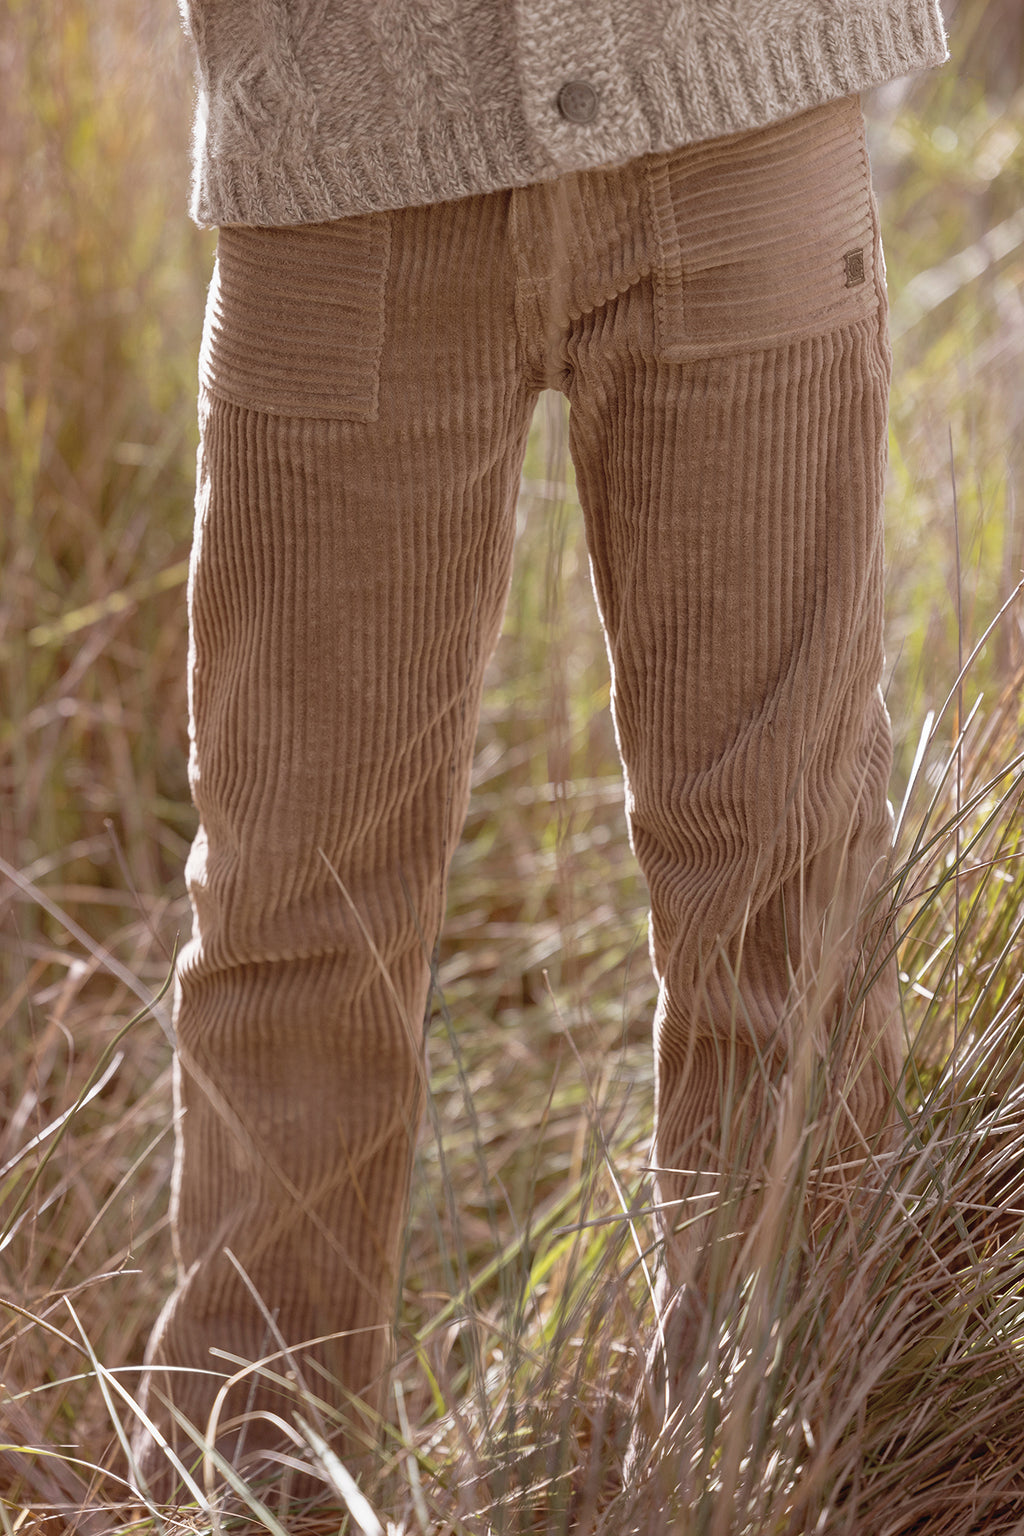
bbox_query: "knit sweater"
[179,0,947,228]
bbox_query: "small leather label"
[844,248,866,287]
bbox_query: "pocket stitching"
[647,107,882,361]
[199,216,392,423]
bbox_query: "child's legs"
[566,99,901,1308]
[139,194,535,1489]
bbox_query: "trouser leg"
[137,193,535,1493]
[565,100,900,1316]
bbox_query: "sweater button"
[556,80,599,124]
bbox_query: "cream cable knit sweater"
[180,0,947,228]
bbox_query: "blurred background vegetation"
[0,0,1022,1527]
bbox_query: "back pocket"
[646,95,882,359]
[200,215,391,421]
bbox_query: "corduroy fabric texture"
[178,0,948,227]
[137,94,901,1498]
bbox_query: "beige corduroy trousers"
[139,93,901,1492]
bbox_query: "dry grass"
[1,0,1023,1530]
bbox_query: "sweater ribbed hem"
[191,0,947,227]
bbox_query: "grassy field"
[1,0,1023,1530]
